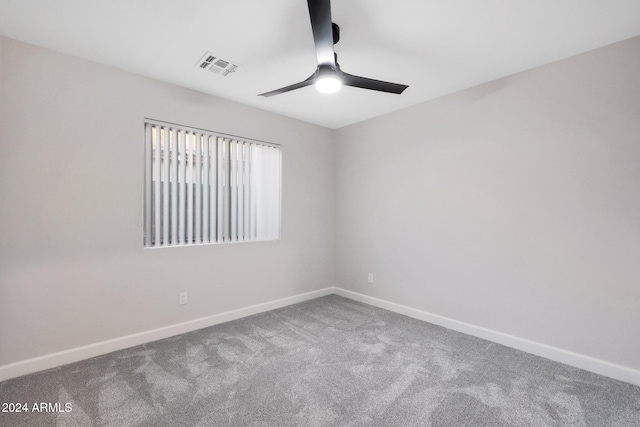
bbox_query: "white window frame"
[144,119,281,248]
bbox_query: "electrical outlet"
[368,273,374,284]
[179,292,187,305]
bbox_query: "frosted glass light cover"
[315,76,342,93]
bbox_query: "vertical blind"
[144,120,281,248]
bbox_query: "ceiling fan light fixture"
[315,75,342,93]
[257,0,408,97]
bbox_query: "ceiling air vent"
[195,52,238,76]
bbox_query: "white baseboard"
[0,287,333,383]
[333,287,640,387]
[3,286,639,387]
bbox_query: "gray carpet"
[1,295,639,426]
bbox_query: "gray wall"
[335,37,640,370]
[0,37,335,366]
[2,34,640,375]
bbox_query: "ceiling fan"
[259,0,409,97]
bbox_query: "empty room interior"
[1,0,640,426]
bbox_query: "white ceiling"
[1,0,640,129]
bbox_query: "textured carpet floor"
[1,295,639,426]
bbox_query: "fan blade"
[342,72,409,94]
[258,74,316,97]
[307,0,336,67]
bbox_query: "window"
[144,119,281,248]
